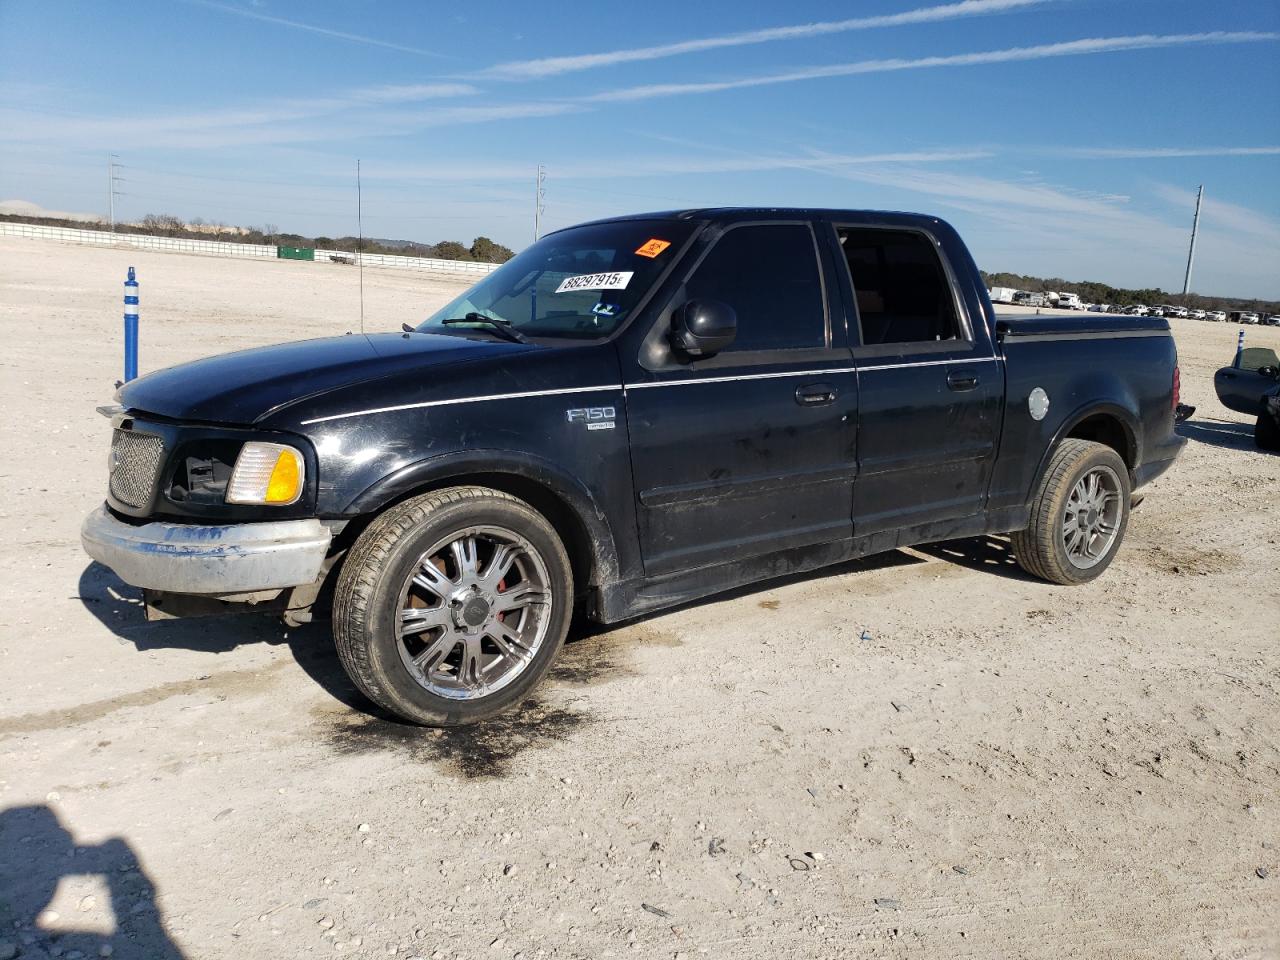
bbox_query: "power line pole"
[1182,184,1203,297]
[533,163,546,242]
[108,155,124,232]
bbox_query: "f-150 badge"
[566,406,616,431]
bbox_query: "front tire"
[332,486,574,726]
[1012,439,1131,585]
[1256,411,1280,452]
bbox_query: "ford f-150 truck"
[82,209,1186,725]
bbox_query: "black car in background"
[1215,345,1280,451]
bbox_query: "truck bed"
[996,313,1170,339]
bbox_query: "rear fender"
[1028,400,1141,500]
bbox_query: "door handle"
[795,383,838,406]
[947,369,980,392]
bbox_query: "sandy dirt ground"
[0,236,1276,960]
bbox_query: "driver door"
[622,222,858,577]
[1215,347,1280,415]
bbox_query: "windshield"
[417,219,696,340]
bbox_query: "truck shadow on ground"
[1177,418,1256,451]
[0,804,186,959]
[74,541,1008,777]
[914,535,1035,581]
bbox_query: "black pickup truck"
[82,209,1185,725]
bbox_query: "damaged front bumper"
[81,504,334,596]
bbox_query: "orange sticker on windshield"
[635,238,672,258]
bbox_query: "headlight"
[226,442,305,505]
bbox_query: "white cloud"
[1067,146,1280,159]
[482,0,1051,79]
[359,148,991,183]
[1150,183,1280,248]
[0,83,563,150]
[585,32,1280,102]
[183,0,450,58]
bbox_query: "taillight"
[1172,365,1181,411]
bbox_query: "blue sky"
[2,0,1278,297]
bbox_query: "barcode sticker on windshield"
[555,271,634,294]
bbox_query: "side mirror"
[671,299,737,358]
[1259,366,1279,379]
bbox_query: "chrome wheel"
[394,525,552,701]
[1062,465,1123,569]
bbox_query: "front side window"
[682,224,826,352]
[418,220,694,340]
[838,227,963,346]
[1238,347,1280,372]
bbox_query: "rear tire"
[332,486,573,726]
[1012,439,1131,585]
[1256,411,1280,452]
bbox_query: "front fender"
[344,448,623,584]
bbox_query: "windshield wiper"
[440,313,530,345]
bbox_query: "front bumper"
[81,504,332,595]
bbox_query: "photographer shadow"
[0,804,185,959]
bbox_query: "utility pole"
[533,163,546,242]
[108,155,124,232]
[1182,184,1203,297]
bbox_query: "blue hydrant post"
[1235,328,1245,365]
[123,266,139,382]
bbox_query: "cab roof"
[561,207,947,230]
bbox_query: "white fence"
[0,221,503,277]
[0,221,277,258]
[312,246,499,277]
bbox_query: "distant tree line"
[980,269,1278,315]
[0,212,516,265]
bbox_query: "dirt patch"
[1134,544,1243,576]
[549,624,682,686]
[0,659,293,739]
[321,697,591,780]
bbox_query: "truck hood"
[118,332,533,425]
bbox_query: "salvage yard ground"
[0,236,1277,960]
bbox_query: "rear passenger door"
[830,224,1002,538]
[623,222,858,576]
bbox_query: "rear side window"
[838,227,963,346]
[684,224,826,352]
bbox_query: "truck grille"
[109,429,165,508]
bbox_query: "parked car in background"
[1125,305,1149,316]
[1263,315,1280,327]
[1166,306,1190,319]
[1057,292,1084,310]
[1087,304,1107,312]
[1230,311,1260,325]
[988,286,1020,304]
[1012,290,1047,308]
[1190,309,1207,320]
[1207,310,1227,322]
[1214,345,1280,451]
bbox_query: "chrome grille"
[109,429,165,508]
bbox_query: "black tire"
[332,486,573,726]
[1256,412,1280,452]
[1011,439,1131,585]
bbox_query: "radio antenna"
[357,158,365,334]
